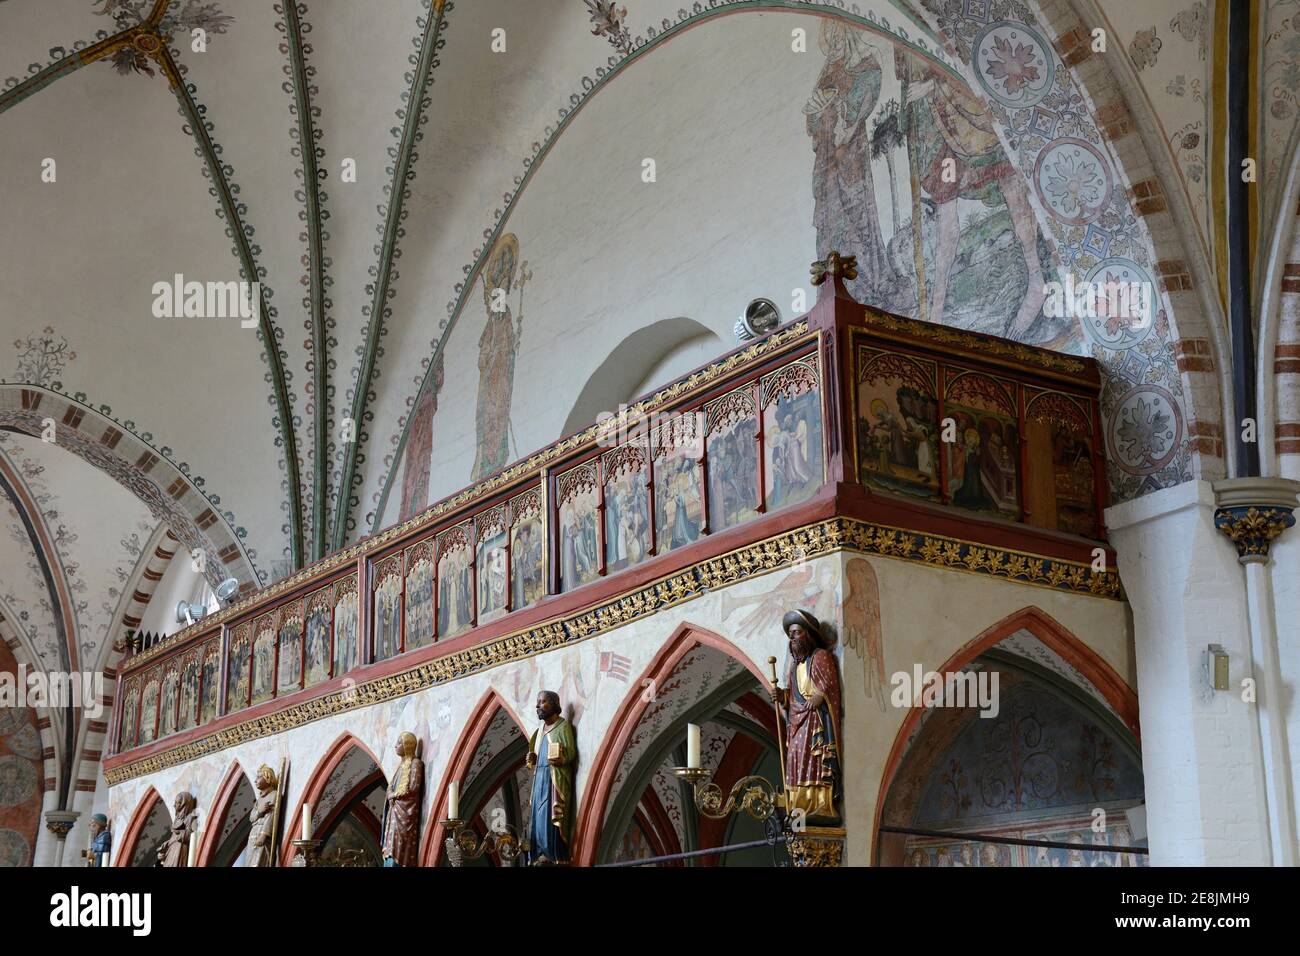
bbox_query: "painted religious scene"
[476,509,509,625]
[437,525,474,639]
[373,558,403,662]
[653,413,703,552]
[405,543,436,650]
[304,588,334,686]
[603,444,650,573]
[251,615,276,705]
[706,388,759,533]
[510,489,545,611]
[558,464,600,591]
[762,360,824,512]
[944,373,1021,520]
[1024,392,1101,539]
[856,348,941,499]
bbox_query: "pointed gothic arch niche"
[574,623,778,867]
[283,733,385,866]
[194,763,256,867]
[873,607,1144,867]
[421,689,530,867]
[560,318,723,440]
[117,787,171,867]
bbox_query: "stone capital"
[1212,477,1300,563]
[44,810,80,840]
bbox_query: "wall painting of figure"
[139,675,159,745]
[654,412,703,553]
[510,488,545,611]
[762,359,824,511]
[706,386,759,533]
[603,443,650,573]
[476,507,509,625]
[1023,391,1099,538]
[855,347,940,500]
[277,602,304,692]
[178,652,199,732]
[404,542,435,650]
[158,668,178,738]
[304,585,334,687]
[372,556,403,662]
[120,678,139,751]
[437,524,474,639]
[251,613,277,706]
[473,232,532,480]
[333,578,359,676]
[199,642,220,725]
[558,463,600,592]
[226,624,251,713]
[943,372,1020,520]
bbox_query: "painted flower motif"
[1129,27,1162,72]
[984,35,1040,96]
[1117,397,1172,463]
[1043,151,1106,217]
[110,45,154,77]
[584,0,633,54]
[1170,2,1208,60]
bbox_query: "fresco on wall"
[373,557,403,662]
[807,21,1061,345]
[121,679,139,750]
[762,361,823,512]
[604,445,650,573]
[654,414,703,552]
[842,557,887,711]
[304,587,333,686]
[0,648,41,866]
[477,508,509,625]
[510,489,545,611]
[856,349,940,500]
[405,543,435,650]
[706,387,759,534]
[399,352,445,523]
[334,582,359,676]
[473,233,531,481]
[437,525,473,639]
[943,373,1020,519]
[559,464,600,591]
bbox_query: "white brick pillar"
[1106,481,1271,865]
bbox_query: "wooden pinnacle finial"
[810,251,858,286]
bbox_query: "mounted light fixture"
[734,298,781,341]
[1206,644,1229,691]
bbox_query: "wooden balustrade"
[109,261,1106,758]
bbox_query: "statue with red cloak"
[775,610,843,825]
[380,731,424,867]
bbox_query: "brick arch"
[281,731,385,865]
[0,385,257,587]
[115,785,167,867]
[869,604,1139,864]
[1257,143,1300,476]
[571,621,773,867]
[419,687,529,866]
[194,760,253,867]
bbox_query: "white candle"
[302,803,312,841]
[187,830,200,868]
[687,723,701,769]
[448,781,460,820]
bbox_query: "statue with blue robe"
[84,813,111,867]
[526,690,576,865]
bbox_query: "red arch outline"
[282,731,385,865]
[419,687,528,866]
[572,621,771,866]
[194,761,252,867]
[870,605,1139,864]
[114,786,165,867]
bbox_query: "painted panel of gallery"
[103,283,1137,866]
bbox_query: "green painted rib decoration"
[162,45,305,570]
[331,0,449,552]
[283,0,329,563]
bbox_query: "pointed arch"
[870,605,1139,864]
[282,731,384,865]
[419,687,529,866]
[115,786,165,867]
[572,621,771,867]
[194,761,253,867]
